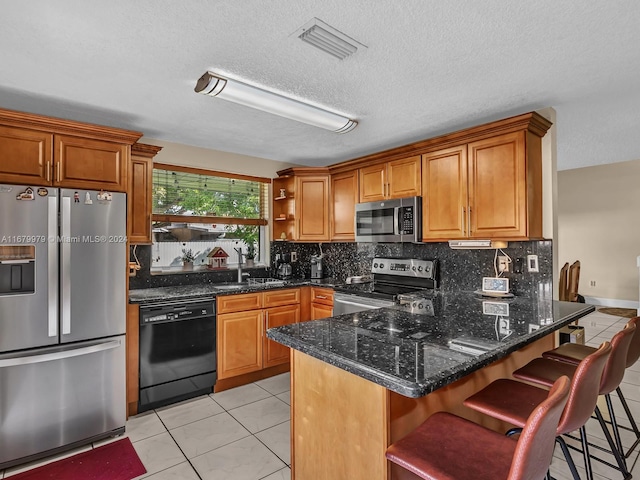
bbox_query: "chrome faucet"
[234,247,250,283]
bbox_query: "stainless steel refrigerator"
[0,184,126,469]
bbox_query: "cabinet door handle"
[468,206,472,235]
[45,161,51,182]
[265,311,269,329]
[56,162,61,183]
[461,207,466,236]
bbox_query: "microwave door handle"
[393,207,401,235]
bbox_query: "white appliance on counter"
[0,184,126,469]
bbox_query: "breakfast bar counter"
[267,292,594,480]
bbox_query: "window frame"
[152,162,271,226]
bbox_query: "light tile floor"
[2,309,639,480]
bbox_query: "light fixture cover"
[448,240,509,250]
[194,72,357,134]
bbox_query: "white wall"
[557,158,640,306]
[139,137,299,178]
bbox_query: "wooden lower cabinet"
[310,287,334,320]
[264,304,300,367]
[218,310,263,379]
[126,303,140,418]
[311,303,333,320]
[217,288,301,383]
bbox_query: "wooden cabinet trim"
[217,292,263,314]
[263,288,300,308]
[310,287,334,306]
[0,107,142,144]
[327,111,551,173]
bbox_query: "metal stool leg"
[579,425,595,480]
[557,436,582,480]
[606,393,628,470]
[617,385,640,458]
[594,406,631,479]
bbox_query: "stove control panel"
[371,258,435,279]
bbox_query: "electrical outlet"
[514,257,523,274]
[128,262,140,277]
[590,280,596,287]
[290,251,297,262]
[498,256,509,273]
[527,255,539,273]
[498,318,511,335]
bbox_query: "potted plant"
[181,248,195,270]
[233,225,258,267]
[245,243,256,267]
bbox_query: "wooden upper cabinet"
[468,132,529,238]
[128,143,162,244]
[421,128,544,241]
[0,125,53,186]
[54,135,128,191]
[358,163,386,202]
[295,175,330,241]
[358,155,421,202]
[387,156,421,199]
[422,146,468,240]
[330,169,358,240]
[0,108,141,190]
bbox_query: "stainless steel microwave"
[354,196,422,243]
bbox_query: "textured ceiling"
[1,0,639,170]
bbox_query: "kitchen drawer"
[217,292,263,314]
[263,288,300,308]
[311,287,334,306]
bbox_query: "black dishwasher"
[138,297,216,412]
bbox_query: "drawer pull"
[315,295,327,299]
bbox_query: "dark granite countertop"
[266,292,595,398]
[128,278,340,304]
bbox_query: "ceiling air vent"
[294,18,366,60]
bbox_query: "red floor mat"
[9,438,146,480]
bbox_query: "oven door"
[333,293,395,315]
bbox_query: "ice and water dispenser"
[0,245,36,296]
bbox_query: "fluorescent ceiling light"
[194,72,357,134]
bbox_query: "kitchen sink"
[214,284,247,291]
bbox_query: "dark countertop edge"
[128,279,341,304]
[266,303,596,398]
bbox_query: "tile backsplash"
[131,240,552,297]
[271,240,552,297]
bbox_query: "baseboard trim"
[583,296,639,310]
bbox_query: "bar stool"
[385,376,570,480]
[514,322,636,479]
[464,342,611,480]
[544,316,640,458]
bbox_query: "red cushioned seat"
[386,376,570,480]
[465,342,611,479]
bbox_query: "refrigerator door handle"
[61,196,71,335]
[0,339,122,367]
[48,196,58,337]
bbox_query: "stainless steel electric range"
[334,257,438,315]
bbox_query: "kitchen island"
[267,292,595,480]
